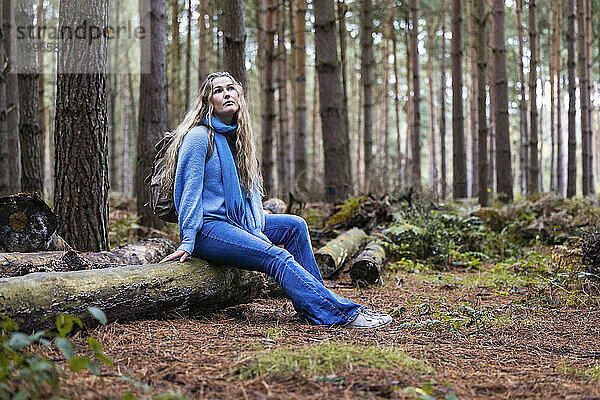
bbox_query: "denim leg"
[193,219,363,325]
[262,214,325,285]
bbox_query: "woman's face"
[210,76,240,124]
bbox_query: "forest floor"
[56,258,600,399]
[50,195,600,399]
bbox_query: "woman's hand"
[160,249,190,263]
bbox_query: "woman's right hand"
[160,249,190,263]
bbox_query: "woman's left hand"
[160,249,190,263]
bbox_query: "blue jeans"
[192,213,364,325]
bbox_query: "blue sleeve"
[173,126,209,254]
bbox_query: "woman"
[160,71,391,329]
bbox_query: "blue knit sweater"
[173,125,266,254]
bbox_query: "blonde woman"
[160,72,391,329]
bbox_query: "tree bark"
[554,0,563,196]
[452,0,467,198]
[0,239,177,278]
[292,0,307,195]
[222,0,247,91]
[0,260,265,332]
[439,0,447,198]
[2,0,21,195]
[382,0,394,191]
[314,0,350,202]
[54,0,109,252]
[197,0,209,86]
[577,0,592,195]
[393,29,403,193]
[136,0,168,229]
[492,0,512,202]
[337,0,350,169]
[516,0,529,195]
[121,56,132,197]
[0,0,8,196]
[315,228,369,278]
[528,0,539,194]
[349,241,386,287]
[184,0,192,108]
[15,0,43,196]
[168,0,181,130]
[467,0,479,198]
[276,1,289,197]
[567,0,577,197]
[360,0,374,192]
[476,0,489,206]
[426,22,438,194]
[410,0,421,189]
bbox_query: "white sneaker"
[344,308,392,329]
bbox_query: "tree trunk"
[550,9,556,193]
[337,0,350,168]
[121,56,132,197]
[360,0,374,192]
[516,0,529,195]
[577,0,592,195]
[0,260,264,332]
[168,0,181,130]
[452,0,467,198]
[528,0,539,194]
[222,0,247,91]
[314,0,351,202]
[197,0,209,86]
[585,0,594,194]
[405,28,412,187]
[439,0,447,198]
[487,0,495,194]
[136,0,168,229]
[555,0,564,196]
[15,0,43,196]
[277,1,289,197]
[108,0,120,193]
[393,30,403,193]
[410,0,422,189]
[184,0,192,108]
[36,0,47,196]
[492,0,512,202]
[349,241,386,287]
[310,68,321,197]
[315,228,368,278]
[2,0,21,195]
[54,0,109,252]
[476,0,488,206]
[467,0,479,198]
[567,0,577,197]
[426,22,438,194]
[259,0,276,196]
[293,0,307,195]
[0,239,177,278]
[383,1,394,191]
[0,0,7,196]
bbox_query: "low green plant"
[325,195,368,228]
[0,307,112,400]
[235,342,434,379]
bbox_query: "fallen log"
[0,238,177,278]
[315,228,369,279]
[349,241,387,287]
[0,258,265,332]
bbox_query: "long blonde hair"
[160,72,264,198]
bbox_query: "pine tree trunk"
[585,0,594,193]
[555,0,564,196]
[467,0,479,198]
[136,0,168,229]
[2,0,21,194]
[259,0,276,196]
[197,0,209,87]
[311,68,321,197]
[393,30,403,193]
[15,0,43,196]
[410,0,421,189]
[54,0,109,252]
[487,0,495,193]
[337,0,350,165]
[405,29,412,184]
[492,0,512,202]
[0,0,7,196]
[516,0,529,195]
[426,23,438,194]
[314,0,350,202]
[222,0,247,91]
[550,12,556,193]
[476,0,488,206]
[276,2,289,197]
[383,1,394,191]
[184,0,192,108]
[293,0,307,194]
[36,0,47,196]
[439,0,447,198]
[452,0,467,198]
[121,57,132,198]
[567,0,577,197]
[528,0,539,194]
[360,0,374,192]
[168,0,181,130]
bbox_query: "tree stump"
[349,241,387,287]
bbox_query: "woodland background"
[0,0,599,251]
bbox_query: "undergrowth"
[234,342,434,379]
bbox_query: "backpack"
[145,126,213,223]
